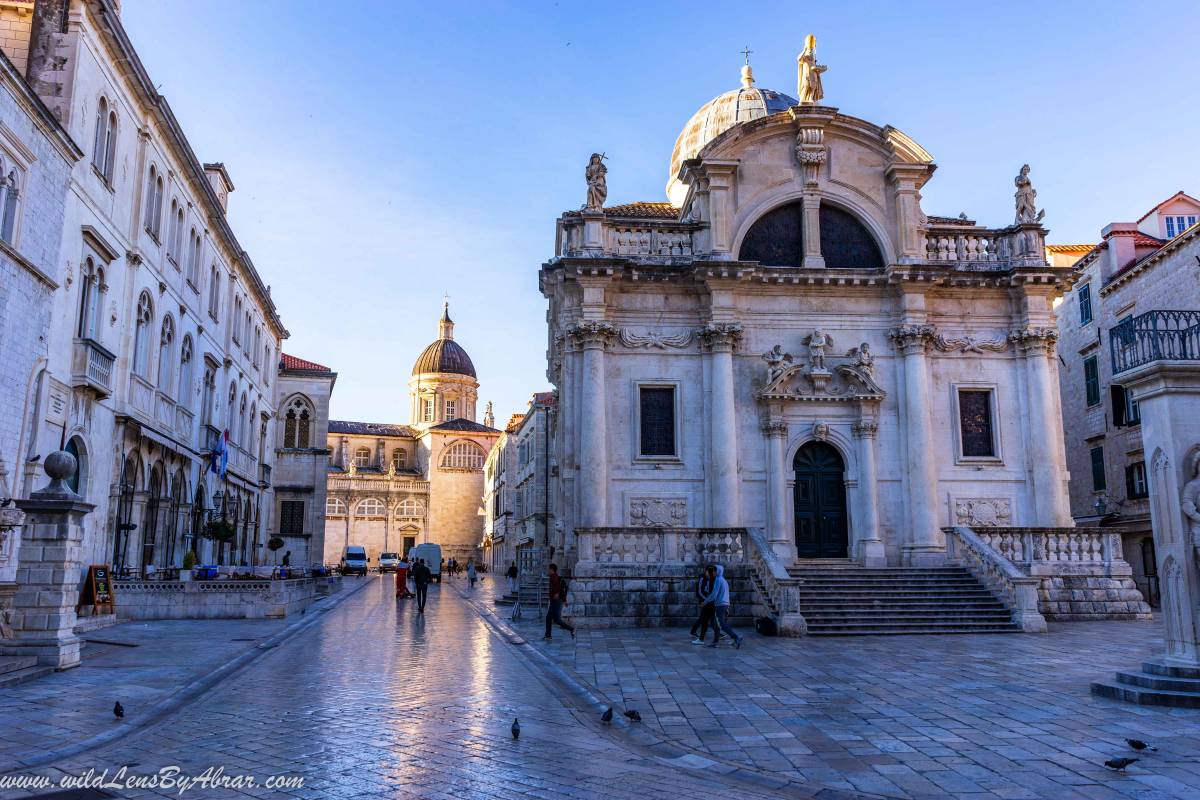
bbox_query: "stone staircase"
[0,655,52,688]
[1092,661,1200,708]
[789,562,1021,635]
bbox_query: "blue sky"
[122,1,1200,424]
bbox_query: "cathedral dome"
[667,64,797,206]
[411,303,476,378]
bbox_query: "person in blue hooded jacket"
[702,564,743,649]
[689,566,716,645]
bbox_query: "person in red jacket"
[543,563,575,640]
[395,555,412,598]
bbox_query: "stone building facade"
[482,413,522,573]
[323,306,500,566]
[1056,192,1200,607]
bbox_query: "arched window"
[187,228,200,284]
[355,498,386,517]
[238,393,248,445]
[738,201,884,269]
[92,97,117,183]
[441,440,486,471]
[396,498,424,518]
[244,311,252,356]
[0,160,21,244]
[76,258,105,340]
[264,345,272,381]
[144,166,163,236]
[325,497,347,516]
[391,448,408,470]
[156,314,175,393]
[232,296,242,343]
[200,367,215,425]
[178,336,194,409]
[354,447,371,468]
[132,291,154,376]
[64,435,88,496]
[248,401,257,456]
[253,327,261,366]
[172,205,184,264]
[283,396,312,449]
[167,198,179,260]
[226,382,236,433]
[207,265,221,320]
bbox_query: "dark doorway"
[793,441,848,558]
[403,535,417,557]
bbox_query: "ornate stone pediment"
[758,361,884,402]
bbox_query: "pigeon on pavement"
[1104,757,1138,771]
[511,718,520,740]
[113,701,124,719]
[1126,739,1157,752]
[623,709,641,722]
[601,707,613,723]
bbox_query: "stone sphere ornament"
[41,450,80,499]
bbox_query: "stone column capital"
[567,320,618,350]
[889,324,937,355]
[852,420,879,440]
[1009,327,1058,356]
[698,322,744,352]
[761,419,788,438]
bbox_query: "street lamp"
[1093,496,1107,517]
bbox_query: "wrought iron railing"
[1110,310,1200,374]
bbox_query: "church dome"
[667,64,797,206]
[411,303,477,378]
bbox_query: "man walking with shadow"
[543,563,575,641]
[412,558,432,613]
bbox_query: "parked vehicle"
[378,552,400,573]
[340,545,369,576]
[409,543,442,583]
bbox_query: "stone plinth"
[115,577,318,620]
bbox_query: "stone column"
[852,419,886,567]
[801,194,825,269]
[700,323,743,527]
[890,325,944,566]
[1011,328,1073,526]
[4,452,93,669]
[762,419,792,561]
[794,125,827,269]
[570,321,617,528]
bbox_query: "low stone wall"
[114,578,317,621]
[968,527,1153,621]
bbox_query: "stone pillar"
[890,325,944,566]
[801,194,825,269]
[570,321,617,528]
[1012,328,1073,526]
[762,419,792,561]
[852,419,886,567]
[700,323,743,527]
[4,452,93,669]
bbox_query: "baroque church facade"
[322,306,500,566]
[542,51,1074,573]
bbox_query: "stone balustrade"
[744,527,805,635]
[327,477,430,494]
[922,223,1046,269]
[944,526,1047,632]
[115,577,317,620]
[948,526,1152,621]
[71,337,115,398]
[576,527,744,566]
[560,215,698,261]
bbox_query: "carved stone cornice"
[566,320,618,349]
[698,322,744,352]
[888,324,937,355]
[852,420,879,439]
[618,328,693,349]
[761,419,788,438]
[932,333,1009,354]
[1008,327,1058,356]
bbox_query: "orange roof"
[1135,191,1200,224]
[280,353,332,372]
[565,201,680,219]
[1045,243,1095,253]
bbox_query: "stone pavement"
[490,574,1200,800]
[1,575,833,799]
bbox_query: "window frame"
[325,497,347,517]
[353,447,372,468]
[279,500,305,535]
[1077,283,1093,326]
[355,498,387,518]
[633,381,682,462]
[1126,460,1149,500]
[951,384,1003,464]
[1083,355,1101,408]
[440,440,486,471]
[1089,445,1107,492]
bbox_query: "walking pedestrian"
[543,563,575,640]
[395,554,413,599]
[506,561,519,595]
[689,565,716,645]
[467,560,477,589]
[412,557,432,613]
[281,550,291,567]
[703,564,743,648]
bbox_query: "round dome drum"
[412,338,476,378]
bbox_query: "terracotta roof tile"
[280,353,332,372]
[1045,244,1095,253]
[328,420,415,437]
[564,201,680,219]
[926,215,977,226]
[532,391,556,406]
[429,418,500,434]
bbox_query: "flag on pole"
[209,429,229,479]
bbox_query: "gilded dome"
[667,65,797,206]
[411,303,477,378]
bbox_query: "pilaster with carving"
[1008,327,1058,357]
[697,322,744,353]
[889,324,937,355]
[566,320,618,351]
[794,127,826,187]
[851,420,879,440]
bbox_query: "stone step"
[790,567,973,574]
[804,614,1015,625]
[0,655,39,676]
[808,624,1020,636]
[0,663,53,688]
[797,591,1000,600]
[1090,681,1200,708]
[797,599,1007,608]
[1143,661,1200,679]
[802,608,1013,618]
[1113,670,1200,693]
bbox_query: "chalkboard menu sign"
[77,565,115,615]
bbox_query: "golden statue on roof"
[797,34,826,104]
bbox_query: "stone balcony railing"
[921,222,1046,269]
[1110,309,1200,375]
[575,527,744,565]
[127,373,155,418]
[559,214,699,261]
[327,477,430,494]
[71,337,115,398]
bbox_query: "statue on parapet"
[762,345,793,383]
[1014,164,1045,225]
[797,34,827,104]
[584,153,607,212]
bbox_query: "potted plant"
[202,519,236,543]
[181,550,197,582]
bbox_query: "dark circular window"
[738,201,884,269]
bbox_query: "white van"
[340,545,368,576]
[409,543,442,583]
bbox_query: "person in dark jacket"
[412,558,433,613]
[543,563,575,640]
[703,564,743,648]
[689,565,716,645]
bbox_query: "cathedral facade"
[542,53,1074,574]
[322,306,500,566]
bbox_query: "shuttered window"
[1084,356,1101,407]
[639,387,676,457]
[1090,446,1106,492]
[958,389,996,458]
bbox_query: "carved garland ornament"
[933,333,1010,354]
[629,497,688,528]
[618,328,693,349]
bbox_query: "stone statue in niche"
[807,329,829,371]
[1013,164,1045,225]
[796,34,826,104]
[584,153,607,211]
[761,345,794,382]
[1182,451,1200,563]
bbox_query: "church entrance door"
[793,441,848,559]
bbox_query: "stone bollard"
[3,451,94,669]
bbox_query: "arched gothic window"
[64,435,88,495]
[187,228,201,284]
[226,383,236,433]
[396,498,424,518]
[232,297,242,343]
[354,447,371,468]
[200,367,215,425]
[391,448,408,470]
[144,165,163,237]
[441,440,486,471]
[178,336,194,409]
[76,258,105,340]
[0,159,21,244]
[207,265,221,320]
[92,97,117,183]
[156,315,175,393]
[283,397,312,449]
[171,205,184,264]
[238,393,248,445]
[355,498,386,517]
[248,401,257,455]
[132,291,154,376]
[325,497,347,516]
